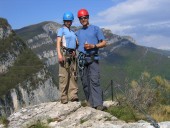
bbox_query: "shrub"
[110,72,170,122]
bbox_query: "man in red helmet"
[76,9,107,110]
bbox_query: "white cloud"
[95,0,170,24]
[91,0,170,50]
[101,24,134,34]
[98,0,153,23]
[139,35,170,50]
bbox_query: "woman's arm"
[56,37,64,63]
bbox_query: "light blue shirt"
[76,25,105,54]
[57,27,77,49]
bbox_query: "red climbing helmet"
[77,9,89,18]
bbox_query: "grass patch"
[105,116,112,121]
[29,122,49,128]
[0,116,9,127]
[150,105,170,122]
[47,118,54,124]
[105,105,142,122]
[80,119,88,124]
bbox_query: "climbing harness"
[62,47,77,80]
[63,48,75,69]
[77,51,100,77]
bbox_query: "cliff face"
[0,68,59,117]
[0,18,60,117]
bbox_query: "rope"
[103,82,112,97]
[77,52,85,70]
[77,52,86,77]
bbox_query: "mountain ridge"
[15,20,170,95]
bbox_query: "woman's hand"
[58,54,65,63]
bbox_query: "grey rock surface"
[1,101,169,128]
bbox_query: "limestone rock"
[5,101,170,128]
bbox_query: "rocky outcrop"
[102,28,122,45]
[0,18,24,74]
[37,50,58,66]
[122,35,137,44]
[1,101,169,128]
[26,33,54,49]
[25,32,58,66]
[25,32,58,67]
[0,18,12,39]
[42,22,61,34]
[0,40,25,74]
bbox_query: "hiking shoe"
[70,98,79,102]
[81,100,91,107]
[96,105,107,111]
[61,100,68,104]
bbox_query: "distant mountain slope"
[100,40,170,86]
[148,47,170,57]
[15,21,53,41]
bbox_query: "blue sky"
[1,0,170,50]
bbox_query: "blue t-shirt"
[76,25,105,54]
[57,27,77,49]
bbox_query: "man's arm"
[95,40,106,48]
[84,40,106,50]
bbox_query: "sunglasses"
[79,16,89,20]
[64,20,72,22]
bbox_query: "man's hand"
[72,51,76,57]
[84,43,95,50]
